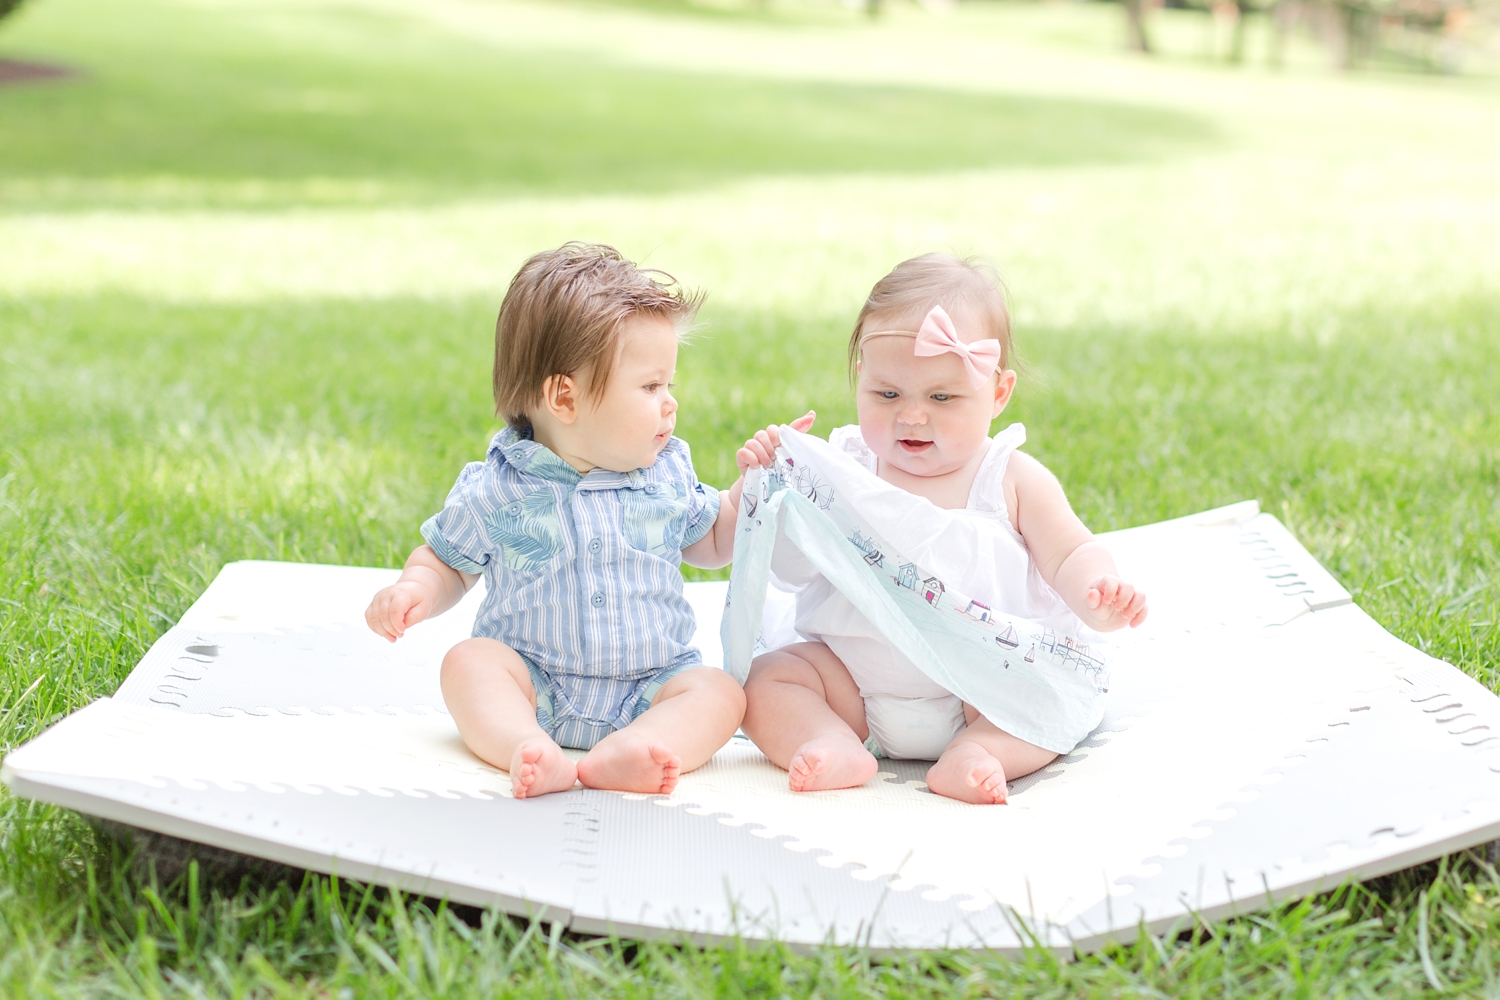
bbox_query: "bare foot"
[787,734,878,792]
[509,738,578,799]
[925,741,1008,804]
[576,739,681,794]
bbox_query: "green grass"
[0,0,1214,206]
[2,0,1500,993]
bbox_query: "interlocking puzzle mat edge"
[7,500,1500,953]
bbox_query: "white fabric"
[784,424,1071,758]
[826,422,1070,620]
[722,426,1107,755]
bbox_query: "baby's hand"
[737,411,815,475]
[365,581,435,642]
[1083,576,1148,631]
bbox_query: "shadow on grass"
[0,15,1218,206]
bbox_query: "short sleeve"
[968,422,1027,520]
[666,437,722,548]
[828,425,877,473]
[419,462,493,576]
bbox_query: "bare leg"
[577,666,745,795]
[742,642,878,792]
[440,638,576,799]
[925,705,1058,805]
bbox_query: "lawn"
[2,0,1500,992]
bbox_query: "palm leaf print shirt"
[421,427,721,723]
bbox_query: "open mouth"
[898,439,934,453]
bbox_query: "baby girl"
[738,253,1148,805]
[365,243,745,799]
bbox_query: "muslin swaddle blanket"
[721,426,1108,756]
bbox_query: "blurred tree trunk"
[1229,0,1252,61]
[1269,0,1297,66]
[1124,0,1153,51]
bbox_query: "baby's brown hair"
[847,253,1014,383]
[493,242,701,426]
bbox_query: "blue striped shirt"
[421,427,721,747]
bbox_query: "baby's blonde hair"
[847,253,1013,383]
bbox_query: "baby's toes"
[788,753,821,791]
[972,768,1006,803]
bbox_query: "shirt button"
[507,503,521,516]
[645,483,658,495]
[588,538,602,553]
[591,592,605,608]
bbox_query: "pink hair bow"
[913,305,1002,388]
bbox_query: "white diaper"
[865,695,965,760]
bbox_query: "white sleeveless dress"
[791,423,1076,759]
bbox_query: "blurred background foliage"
[1117,0,1500,71]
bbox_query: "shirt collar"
[492,426,583,485]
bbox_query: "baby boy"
[365,243,745,799]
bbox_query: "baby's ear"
[540,373,581,424]
[991,369,1018,417]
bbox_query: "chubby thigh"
[439,636,698,753]
[799,589,953,701]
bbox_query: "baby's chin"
[875,442,970,479]
[612,437,671,472]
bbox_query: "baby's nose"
[896,404,928,425]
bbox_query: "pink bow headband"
[860,305,1003,389]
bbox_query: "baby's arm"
[365,545,478,642]
[682,411,815,570]
[1007,452,1148,631]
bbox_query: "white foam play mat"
[6,500,1500,952]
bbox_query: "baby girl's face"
[575,312,680,473]
[856,305,1013,480]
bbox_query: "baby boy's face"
[856,304,1011,480]
[576,313,681,473]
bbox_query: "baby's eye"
[931,393,954,402]
[878,390,899,400]
[644,382,661,392]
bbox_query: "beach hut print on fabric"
[896,563,920,591]
[848,531,885,568]
[964,600,994,623]
[922,576,945,607]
